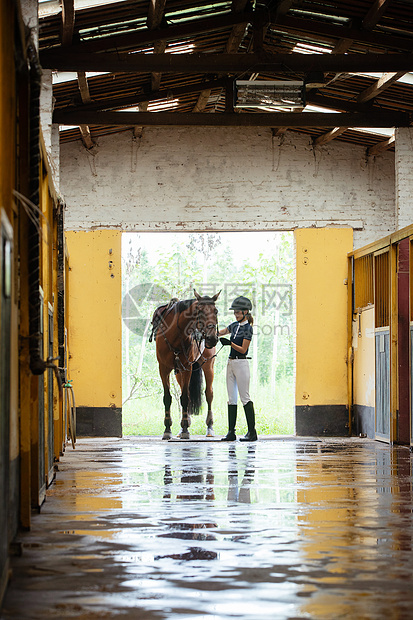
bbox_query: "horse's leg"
[176,370,192,439]
[203,357,215,437]
[159,363,173,440]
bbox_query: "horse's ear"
[212,290,221,302]
[194,289,202,300]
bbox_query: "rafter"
[367,135,395,156]
[362,0,393,31]
[357,72,406,103]
[53,110,410,128]
[77,73,95,148]
[61,0,75,47]
[77,71,91,104]
[79,124,94,149]
[314,127,349,146]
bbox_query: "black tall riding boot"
[221,404,237,441]
[240,401,257,442]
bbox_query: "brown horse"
[151,290,220,439]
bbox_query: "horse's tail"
[189,361,203,415]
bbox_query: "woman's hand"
[219,337,231,346]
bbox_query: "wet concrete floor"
[2,436,413,619]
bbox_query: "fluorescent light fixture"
[235,81,305,110]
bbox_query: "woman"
[219,296,257,442]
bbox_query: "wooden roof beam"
[367,135,395,156]
[50,10,256,55]
[131,3,167,134]
[193,0,250,114]
[306,92,372,114]
[314,127,349,146]
[332,0,392,57]
[362,0,393,31]
[54,110,410,128]
[43,9,413,57]
[40,52,413,74]
[273,14,413,53]
[135,0,167,135]
[77,71,91,104]
[57,77,229,113]
[79,124,94,149]
[56,81,371,117]
[357,71,406,103]
[62,0,95,150]
[147,0,167,91]
[61,0,74,46]
[77,72,96,148]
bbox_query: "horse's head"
[194,289,220,348]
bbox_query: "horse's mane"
[177,298,195,313]
[177,296,216,313]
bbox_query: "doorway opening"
[121,231,295,437]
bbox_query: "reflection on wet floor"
[2,437,413,619]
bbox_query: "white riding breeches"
[226,359,251,406]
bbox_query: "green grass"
[122,376,294,437]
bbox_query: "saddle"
[149,298,179,342]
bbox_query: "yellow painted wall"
[66,231,122,408]
[0,0,19,467]
[353,307,375,408]
[0,0,15,225]
[295,228,353,407]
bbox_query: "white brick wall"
[61,128,396,248]
[395,127,413,232]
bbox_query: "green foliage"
[121,232,295,437]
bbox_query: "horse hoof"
[206,427,214,437]
[180,431,190,439]
[162,431,172,440]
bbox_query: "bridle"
[193,300,219,349]
[160,299,219,371]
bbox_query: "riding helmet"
[229,296,252,311]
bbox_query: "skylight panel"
[293,42,332,54]
[304,104,339,113]
[119,100,179,113]
[59,125,79,131]
[53,71,109,84]
[166,42,196,54]
[352,128,394,138]
[290,9,351,26]
[39,0,129,17]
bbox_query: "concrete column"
[395,127,413,231]
[40,69,60,192]
[20,0,38,49]
[40,69,53,153]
